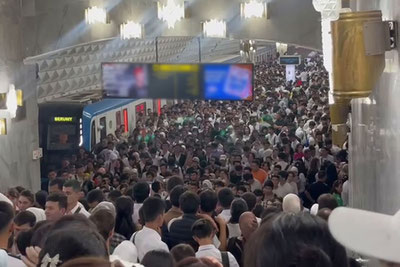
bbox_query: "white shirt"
[0,250,25,267]
[250,179,262,192]
[274,182,294,199]
[196,244,239,267]
[132,203,143,225]
[227,223,241,239]
[130,226,169,261]
[218,209,231,223]
[69,202,90,217]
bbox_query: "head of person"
[141,250,175,267]
[218,188,235,210]
[192,219,215,244]
[170,185,187,209]
[278,171,289,185]
[45,193,68,222]
[35,190,48,209]
[230,198,249,224]
[49,178,65,195]
[239,211,258,242]
[317,170,327,182]
[13,210,36,236]
[332,180,343,195]
[0,201,14,246]
[317,208,332,221]
[171,244,196,264]
[273,165,282,175]
[199,189,218,214]
[317,194,338,211]
[63,180,82,208]
[38,221,108,266]
[251,160,261,172]
[133,181,150,204]
[241,192,257,211]
[114,196,135,238]
[142,197,166,227]
[18,190,35,211]
[180,191,200,215]
[87,189,105,210]
[89,209,115,246]
[282,194,301,214]
[244,212,348,267]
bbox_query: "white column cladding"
[0,0,40,191]
[350,0,400,215]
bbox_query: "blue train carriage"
[82,99,167,152]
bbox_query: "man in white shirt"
[130,197,168,261]
[273,171,294,199]
[132,182,150,225]
[193,219,239,267]
[63,180,90,217]
[217,188,235,223]
[0,201,25,267]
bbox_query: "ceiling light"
[6,84,17,119]
[157,0,185,29]
[85,6,107,25]
[241,1,267,19]
[203,19,226,38]
[120,21,143,39]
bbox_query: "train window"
[116,111,121,128]
[47,124,77,150]
[99,117,106,141]
[135,103,146,116]
[123,109,128,132]
[91,120,96,150]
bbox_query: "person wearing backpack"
[192,219,239,267]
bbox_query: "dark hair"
[38,226,108,266]
[264,180,274,188]
[317,194,338,210]
[142,197,166,223]
[278,171,288,180]
[63,180,81,192]
[243,173,254,182]
[199,190,218,213]
[241,192,257,211]
[14,210,36,227]
[317,170,326,180]
[87,189,105,204]
[35,190,48,209]
[58,257,112,267]
[47,193,68,210]
[152,181,161,193]
[90,209,115,241]
[16,229,33,256]
[49,178,65,191]
[191,219,213,239]
[244,213,348,267]
[107,190,122,203]
[230,198,248,224]
[176,257,221,267]
[31,221,54,248]
[20,190,35,204]
[167,176,184,193]
[133,182,150,203]
[218,188,235,209]
[114,197,135,239]
[170,185,186,208]
[141,250,175,267]
[0,201,14,233]
[170,244,196,263]
[179,191,200,214]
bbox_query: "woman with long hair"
[110,196,136,252]
[307,158,320,184]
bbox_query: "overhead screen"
[102,63,254,101]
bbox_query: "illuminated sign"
[102,63,254,101]
[279,56,301,65]
[53,117,75,122]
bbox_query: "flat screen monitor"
[279,56,301,65]
[102,63,253,101]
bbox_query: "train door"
[99,116,107,141]
[91,120,96,150]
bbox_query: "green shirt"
[333,193,344,206]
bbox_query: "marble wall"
[349,0,400,215]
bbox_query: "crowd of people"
[0,54,386,267]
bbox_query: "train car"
[39,103,85,175]
[82,99,167,152]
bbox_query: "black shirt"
[309,181,330,202]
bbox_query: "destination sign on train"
[102,63,254,101]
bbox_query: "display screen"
[102,63,253,101]
[279,56,301,65]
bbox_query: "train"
[39,98,168,175]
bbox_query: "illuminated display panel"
[279,56,301,65]
[102,63,254,101]
[52,117,76,123]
